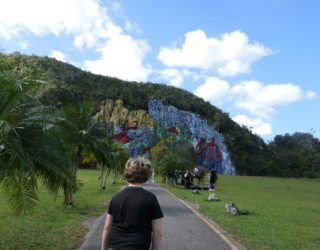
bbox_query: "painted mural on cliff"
[148,100,235,175]
[96,99,235,175]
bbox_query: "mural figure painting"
[195,138,223,173]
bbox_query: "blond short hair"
[124,157,152,183]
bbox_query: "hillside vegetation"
[1,52,319,178]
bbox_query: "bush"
[302,170,318,178]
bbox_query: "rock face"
[95,99,236,175]
[148,100,235,175]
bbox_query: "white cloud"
[306,90,317,99]
[84,34,151,82]
[194,77,316,137]
[18,41,29,50]
[124,20,141,34]
[158,30,273,76]
[111,1,123,15]
[194,77,230,103]
[158,69,184,87]
[157,68,197,87]
[194,78,306,118]
[232,80,303,118]
[50,50,67,62]
[0,0,110,48]
[232,114,272,136]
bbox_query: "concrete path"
[79,183,245,250]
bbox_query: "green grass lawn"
[0,169,124,250]
[160,175,320,250]
[1,171,319,250]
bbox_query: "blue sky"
[0,0,319,141]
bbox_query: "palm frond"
[0,170,39,215]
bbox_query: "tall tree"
[59,102,113,206]
[82,138,129,191]
[267,133,320,177]
[0,74,72,214]
[151,127,195,182]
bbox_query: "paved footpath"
[79,183,246,250]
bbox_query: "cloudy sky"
[1,0,319,141]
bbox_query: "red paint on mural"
[167,126,179,135]
[112,130,133,143]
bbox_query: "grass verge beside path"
[159,175,320,250]
[0,169,124,250]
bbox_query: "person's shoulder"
[141,188,157,198]
[142,187,155,194]
[112,187,129,198]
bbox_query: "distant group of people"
[182,166,218,190]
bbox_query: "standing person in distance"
[209,169,217,191]
[101,157,163,250]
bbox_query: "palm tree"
[107,140,129,185]
[82,138,129,191]
[100,140,130,188]
[0,74,72,214]
[59,102,114,206]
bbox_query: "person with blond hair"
[101,157,163,250]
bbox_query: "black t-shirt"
[107,186,163,250]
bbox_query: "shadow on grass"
[204,199,221,202]
[224,210,256,216]
[238,210,255,216]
